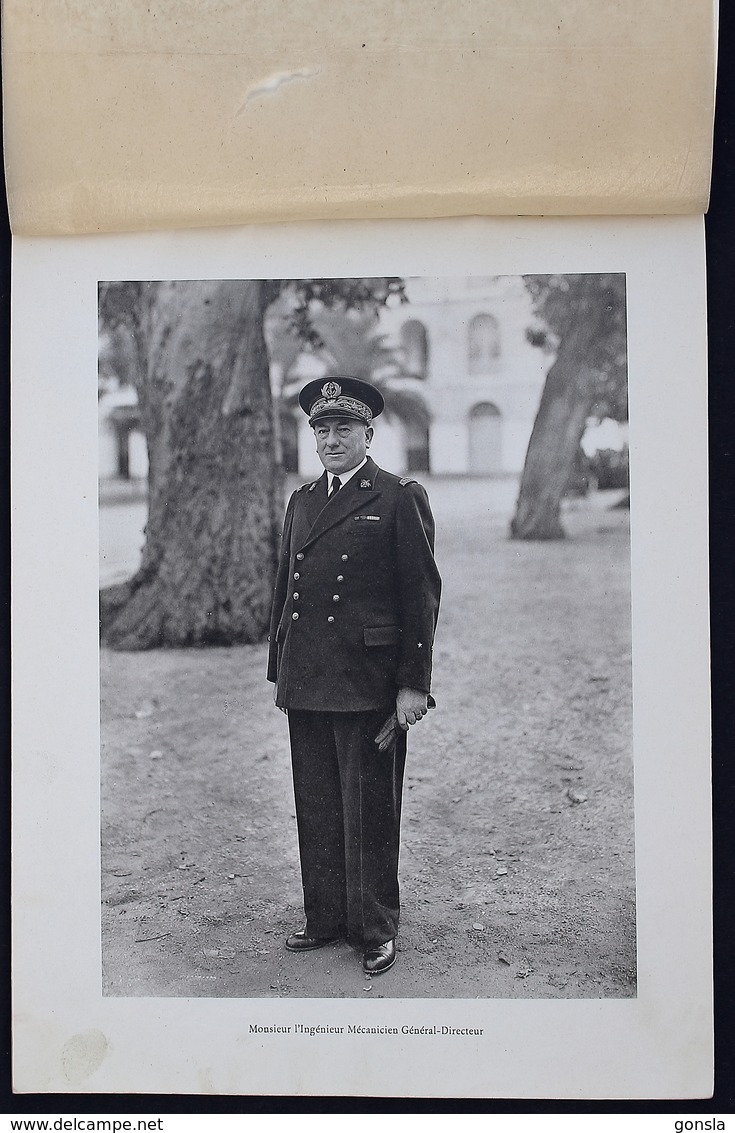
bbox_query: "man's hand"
[396,687,429,729]
[375,690,435,752]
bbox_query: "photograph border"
[11,215,711,1098]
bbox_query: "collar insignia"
[359,478,373,489]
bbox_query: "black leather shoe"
[285,929,338,952]
[363,938,396,974]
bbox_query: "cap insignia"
[322,381,342,399]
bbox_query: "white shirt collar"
[326,456,368,490]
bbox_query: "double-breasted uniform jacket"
[267,457,441,712]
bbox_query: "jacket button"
[292,612,299,621]
[332,594,340,602]
[341,554,348,562]
[293,572,300,580]
[296,553,304,561]
[336,574,344,582]
[327,616,335,623]
[293,592,299,600]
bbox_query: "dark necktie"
[329,476,342,499]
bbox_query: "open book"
[7,0,716,1100]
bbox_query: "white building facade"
[382,276,548,476]
[294,275,549,479]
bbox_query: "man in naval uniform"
[267,376,441,975]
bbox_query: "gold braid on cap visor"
[309,396,373,422]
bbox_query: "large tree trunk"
[510,302,609,541]
[101,281,281,649]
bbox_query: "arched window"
[405,418,430,472]
[468,402,502,473]
[400,320,429,379]
[468,313,501,373]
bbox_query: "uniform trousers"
[288,707,407,949]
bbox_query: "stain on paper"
[240,68,320,110]
[61,1030,110,1084]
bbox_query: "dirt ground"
[101,479,635,1000]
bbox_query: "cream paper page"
[3,0,715,235]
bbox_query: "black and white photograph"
[98,271,635,1000]
[11,217,711,1097]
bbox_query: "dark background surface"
[705,0,735,1114]
[1,4,733,1112]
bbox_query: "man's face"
[313,416,372,475]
